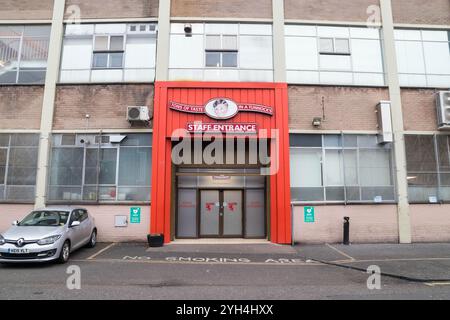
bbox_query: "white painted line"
[326,243,355,261]
[86,243,117,260]
[72,258,324,267]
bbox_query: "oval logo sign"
[204,98,239,120]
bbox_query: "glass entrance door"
[200,190,243,238]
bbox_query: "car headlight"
[0,235,5,246]
[37,235,62,246]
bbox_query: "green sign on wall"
[304,206,315,223]
[130,207,141,224]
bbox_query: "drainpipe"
[380,0,412,243]
[34,0,65,209]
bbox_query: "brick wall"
[0,0,54,20]
[288,85,389,131]
[65,0,159,19]
[171,0,272,19]
[285,0,379,22]
[402,88,438,132]
[392,0,450,25]
[0,86,44,130]
[53,84,154,130]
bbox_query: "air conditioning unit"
[376,101,393,144]
[127,106,150,122]
[436,91,450,130]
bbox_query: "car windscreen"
[18,211,70,227]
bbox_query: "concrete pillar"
[272,0,287,83]
[34,0,65,208]
[155,0,171,81]
[380,0,412,243]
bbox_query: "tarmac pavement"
[0,242,450,300]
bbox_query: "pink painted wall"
[293,205,399,244]
[0,204,35,233]
[410,204,450,243]
[0,204,150,242]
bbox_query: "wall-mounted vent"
[436,91,450,130]
[376,101,393,144]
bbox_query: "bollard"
[343,217,350,245]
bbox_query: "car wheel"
[86,229,97,248]
[57,241,71,264]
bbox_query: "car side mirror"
[12,220,18,226]
[70,221,81,228]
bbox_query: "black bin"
[147,234,164,247]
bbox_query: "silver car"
[0,207,97,264]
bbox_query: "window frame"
[405,134,450,204]
[0,133,39,203]
[204,33,239,69]
[92,34,125,70]
[47,133,153,204]
[0,25,50,84]
[319,37,351,56]
[290,134,396,205]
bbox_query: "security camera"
[80,139,85,144]
[184,23,192,36]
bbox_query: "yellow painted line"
[332,257,450,264]
[425,282,450,287]
[326,243,355,261]
[86,243,117,260]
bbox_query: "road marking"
[71,258,324,267]
[425,282,450,287]
[332,257,450,264]
[86,243,117,260]
[326,243,355,261]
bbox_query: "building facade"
[0,0,449,244]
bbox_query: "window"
[92,35,124,69]
[0,25,50,84]
[0,134,39,202]
[290,134,395,203]
[60,23,157,83]
[48,133,152,203]
[319,38,350,54]
[405,134,450,203]
[395,29,450,87]
[205,34,238,68]
[286,25,384,86]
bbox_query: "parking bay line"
[326,243,355,261]
[86,243,117,260]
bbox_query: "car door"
[79,209,91,243]
[68,210,84,249]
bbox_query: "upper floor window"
[285,25,384,86]
[395,29,450,88]
[0,134,39,203]
[60,23,157,83]
[319,37,350,55]
[169,23,273,82]
[92,35,125,69]
[205,34,238,68]
[0,25,50,84]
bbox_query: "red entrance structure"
[150,81,292,244]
